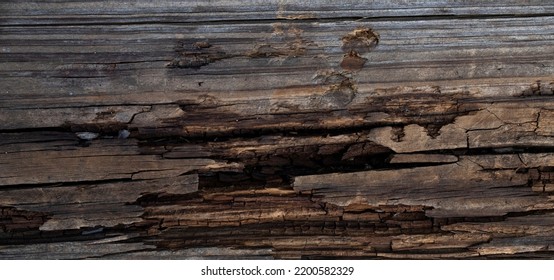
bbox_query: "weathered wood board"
[1,1,554,259]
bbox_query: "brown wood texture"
[1,1,554,259]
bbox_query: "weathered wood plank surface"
[2,17,553,137]
[1,1,554,259]
[2,0,553,25]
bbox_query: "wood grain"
[1,1,554,259]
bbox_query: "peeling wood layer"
[1,1,554,259]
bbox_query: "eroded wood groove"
[1,1,554,259]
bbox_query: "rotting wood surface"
[1,1,554,259]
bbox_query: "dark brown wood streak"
[1,0,554,259]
